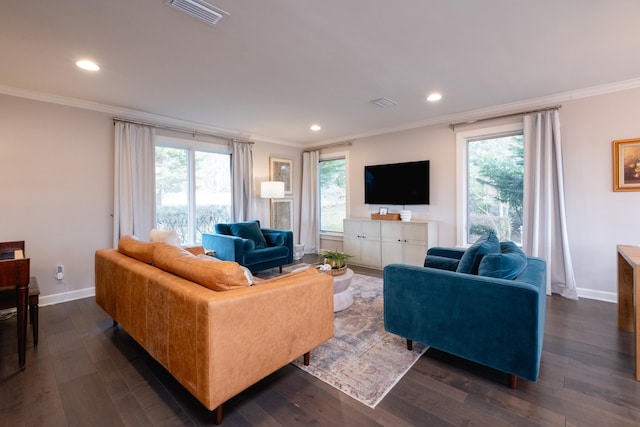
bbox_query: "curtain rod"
[449,105,562,131]
[303,140,353,153]
[113,117,254,144]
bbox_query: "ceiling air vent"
[165,0,230,26]
[372,97,398,108]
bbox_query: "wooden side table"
[617,245,640,381]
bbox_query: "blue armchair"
[201,220,293,273]
[383,235,546,388]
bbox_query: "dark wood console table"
[617,245,640,381]
[0,241,31,369]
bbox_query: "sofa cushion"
[197,254,255,285]
[424,255,460,271]
[153,244,251,291]
[149,229,181,246]
[456,232,500,274]
[229,221,267,249]
[118,235,158,264]
[478,241,528,280]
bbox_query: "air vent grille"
[372,97,398,108]
[165,0,229,26]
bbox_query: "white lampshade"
[260,181,285,199]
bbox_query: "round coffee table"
[332,268,354,312]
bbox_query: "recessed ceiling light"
[427,93,442,102]
[310,124,322,132]
[76,60,100,71]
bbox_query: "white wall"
[0,94,302,303]
[0,95,113,303]
[4,85,640,303]
[340,87,640,301]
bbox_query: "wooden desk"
[617,245,640,381]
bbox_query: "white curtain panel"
[299,151,320,254]
[231,141,253,222]
[113,122,156,247]
[523,110,578,299]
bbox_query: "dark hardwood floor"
[1,260,639,426]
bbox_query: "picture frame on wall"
[271,198,293,230]
[613,138,640,192]
[270,157,293,195]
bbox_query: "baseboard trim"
[40,287,95,307]
[34,285,617,306]
[577,287,616,303]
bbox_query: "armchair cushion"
[424,255,460,271]
[478,241,528,280]
[456,232,500,274]
[263,232,285,247]
[229,221,267,249]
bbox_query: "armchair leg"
[303,351,310,366]
[407,339,413,351]
[509,374,517,389]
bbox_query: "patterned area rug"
[289,271,427,408]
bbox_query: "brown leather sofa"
[95,236,334,424]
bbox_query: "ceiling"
[2,1,640,146]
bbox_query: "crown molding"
[313,78,640,145]
[4,77,640,148]
[0,84,295,146]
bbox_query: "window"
[319,154,347,233]
[155,137,231,244]
[456,123,524,246]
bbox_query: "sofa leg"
[112,319,118,327]
[213,404,223,425]
[509,374,517,389]
[279,266,283,273]
[303,351,310,366]
[407,339,413,351]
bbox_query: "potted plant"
[321,250,353,269]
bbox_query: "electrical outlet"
[56,265,64,280]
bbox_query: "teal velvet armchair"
[201,220,293,273]
[383,235,547,388]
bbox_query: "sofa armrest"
[383,262,546,381]
[201,233,245,262]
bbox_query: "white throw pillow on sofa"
[149,229,181,246]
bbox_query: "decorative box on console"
[370,213,401,221]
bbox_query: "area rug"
[289,272,427,408]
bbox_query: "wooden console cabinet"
[343,219,437,269]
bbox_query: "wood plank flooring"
[1,263,639,426]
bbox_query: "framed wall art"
[270,157,293,195]
[271,198,293,230]
[613,138,640,192]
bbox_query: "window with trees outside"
[155,137,231,245]
[319,155,347,233]
[457,123,524,246]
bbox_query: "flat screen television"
[364,160,430,205]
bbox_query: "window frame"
[319,151,349,238]
[155,134,231,245]
[455,123,523,247]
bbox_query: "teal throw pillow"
[456,232,500,274]
[478,241,528,280]
[229,221,267,249]
[263,232,284,247]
